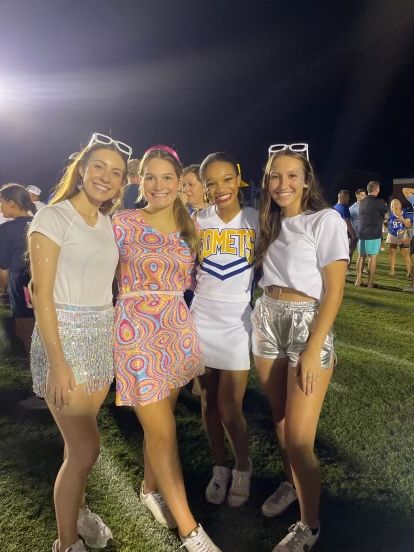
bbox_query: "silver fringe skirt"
[31,303,115,397]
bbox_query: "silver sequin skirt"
[251,294,334,369]
[31,303,115,397]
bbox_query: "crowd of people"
[0,136,412,552]
[333,183,414,290]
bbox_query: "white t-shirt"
[195,205,259,303]
[28,200,118,306]
[259,209,349,301]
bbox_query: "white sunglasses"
[268,143,309,160]
[87,132,133,160]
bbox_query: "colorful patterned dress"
[112,210,205,406]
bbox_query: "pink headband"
[144,145,181,163]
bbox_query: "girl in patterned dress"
[112,146,221,552]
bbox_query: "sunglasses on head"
[268,143,309,160]
[87,133,133,160]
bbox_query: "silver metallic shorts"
[251,294,334,369]
[31,303,115,398]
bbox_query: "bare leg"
[401,247,412,277]
[49,384,109,552]
[217,370,249,470]
[367,254,377,287]
[355,254,366,286]
[285,367,332,528]
[388,245,397,275]
[133,396,197,537]
[254,356,292,484]
[198,369,226,466]
[143,388,181,493]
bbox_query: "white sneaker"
[272,521,320,551]
[261,481,298,517]
[227,458,252,507]
[205,466,231,505]
[180,524,222,551]
[77,505,113,548]
[139,482,177,528]
[52,539,87,552]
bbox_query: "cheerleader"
[112,146,221,552]
[29,133,131,552]
[252,144,348,551]
[191,152,258,507]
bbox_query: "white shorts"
[191,295,251,370]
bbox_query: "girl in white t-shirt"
[252,146,348,552]
[191,152,259,508]
[28,133,131,552]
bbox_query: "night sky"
[0,0,413,202]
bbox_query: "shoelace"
[79,508,109,537]
[270,484,291,504]
[179,532,213,552]
[154,493,169,514]
[282,523,309,550]
[230,472,250,494]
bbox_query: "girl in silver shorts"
[252,144,349,552]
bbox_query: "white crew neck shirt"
[28,200,118,306]
[259,209,349,301]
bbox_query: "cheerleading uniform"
[191,205,259,370]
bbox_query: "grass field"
[0,251,413,552]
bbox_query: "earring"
[303,184,309,189]
[77,178,83,191]
[112,194,120,204]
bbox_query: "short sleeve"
[314,210,349,268]
[343,205,351,219]
[28,205,68,246]
[0,224,12,268]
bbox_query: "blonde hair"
[50,143,128,215]
[138,148,200,254]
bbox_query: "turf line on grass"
[336,340,414,370]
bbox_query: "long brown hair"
[255,151,328,268]
[50,143,128,215]
[0,183,37,216]
[138,148,200,255]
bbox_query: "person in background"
[27,185,46,210]
[402,186,414,292]
[182,165,209,214]
[113,145,221,552]
[122,158,146,209]
[253,145,348,551]
[0,184,36,356]
[181,165,209,317]
[349,189,367,264]
[29,132,130,552]
[333,190,356,267]
[355,181,388,288]
[385,199,412,277]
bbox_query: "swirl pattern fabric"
[112,210,204,406]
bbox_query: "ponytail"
[173,197,200,255]
[0,183,36,215]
